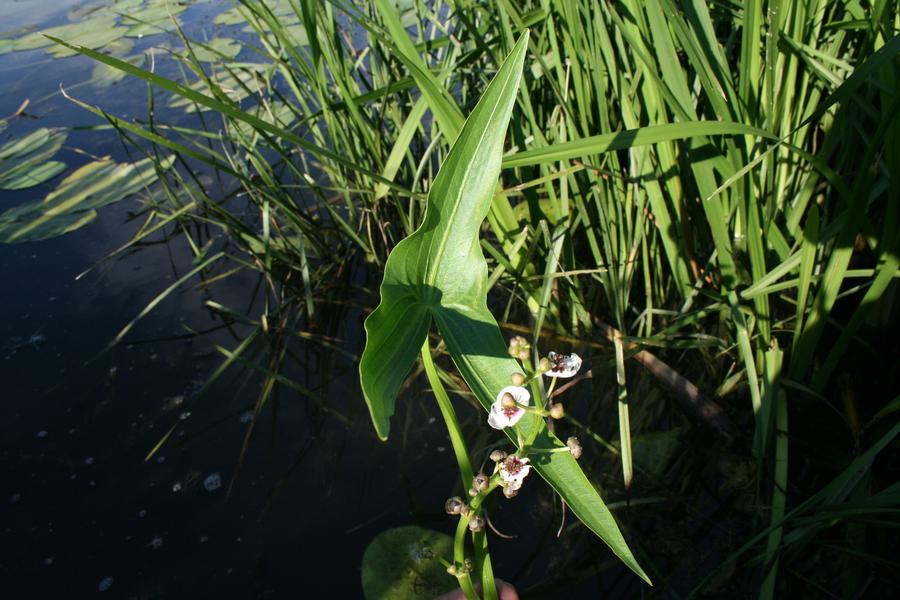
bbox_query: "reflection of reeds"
[50,0,900,595]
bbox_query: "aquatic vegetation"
[0,128,67,191]
[0,156,173,242]
[3,0,895,597]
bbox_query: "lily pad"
[91,54,146,88]
[6,16,124,55]
[188,37,242,63]
[103,36,136,57]
[0,155,174,243]
[214,0,296,26]
[46,27,131,58]
[168,64,271,113]
[121,3,188,38]
[361,526,455,600]
[229,100,296,140]
[0,128,68,191]
[69,0,144,21]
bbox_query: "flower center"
[504,457,524,475]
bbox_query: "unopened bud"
[489,449,507,462]
[508,335,527,351]
[460,504,471,517]
[447,564,459,577]
[473,473,490,492]
[539,357,551,372]
[468,515,485,532]
[508,336,531,361]
[510,372,525,386]
[445,496,465,515]
[500,392,517,409]
[549,403,565,419]
[463,558,474,573]
[566,436,583,459]
[502,485,519,499]
[468,487,478,497]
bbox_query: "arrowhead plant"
[358,32,650,592]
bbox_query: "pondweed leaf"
[0,155,173,243]
[358,32,650,584]
[0,128,67,191]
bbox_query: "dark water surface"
[0,2,605,598]
[2,1,418,597]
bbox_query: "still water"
[0,2,601,598]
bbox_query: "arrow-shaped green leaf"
[359,32,650,584]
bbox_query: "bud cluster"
[507,336,531,361]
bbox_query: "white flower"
[545,352,582,378]
[487,386,531,429]
[499,455,531,491]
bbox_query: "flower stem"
[454,516,480,600]
[473,530,498,600]
[421,337,474,487]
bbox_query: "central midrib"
[422,67,514,290]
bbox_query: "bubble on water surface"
[203,472,222,492]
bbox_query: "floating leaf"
[361,526,455,600]
[69,0,143,21]
[103,36,135,57]
[1,161,67,191]
[3,15,125,55]
[0,155,174,243]
[215,0,295,26]
[121,3,188,38]
[214,7,246,26]
[358,32,650,584]
[248,22,308,46]
[91,54,146,88]
[188,38,242,63]
[0,128,68,190]
[46,27,130,58]
[229,100,296,140]
[168,64,271,113]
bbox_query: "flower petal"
[487,403,508,430]
[546,352,582,378]
[496,385,531,406]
